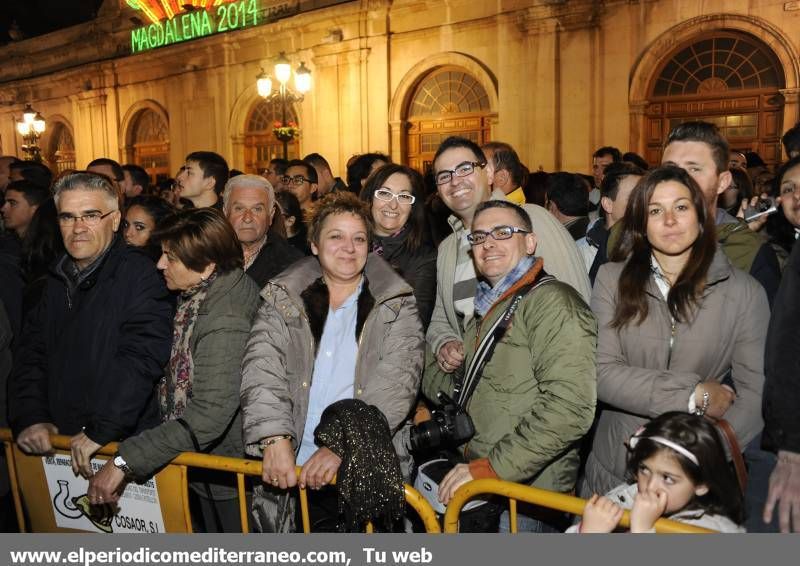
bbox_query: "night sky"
[0,0,104,46]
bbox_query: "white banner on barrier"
[42,454,165,534]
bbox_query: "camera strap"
[454,274,555,408]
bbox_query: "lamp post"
[16,104,47,162]
[256,52,312,160]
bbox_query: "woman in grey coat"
[241,192,424,532]
[583,166,767,498]
[89,209,260,532]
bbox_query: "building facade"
[1,0,799,182]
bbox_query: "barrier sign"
[42,454,165,534]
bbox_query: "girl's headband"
[629,433,699,466]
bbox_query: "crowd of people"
[0,119,799,534]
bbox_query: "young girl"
[573,412,745,533]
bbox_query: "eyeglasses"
[467,225,529,246]
[373,188,416,205]
[280,175,314,186]
[57,210,117,227]
[435,161,486,186]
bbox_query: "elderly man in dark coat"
[223,174,302,288]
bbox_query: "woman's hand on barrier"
[580,494,623,533]
[16,422,58,455]
[438,463,473,505]
[299,447,342,490]
[88,461,126,505]
[262,437,297,489]
[697,382,735,418]
[630,490,667,533]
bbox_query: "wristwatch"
[112,452,134,478]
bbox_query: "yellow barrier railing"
[442,478,715,534]
[0,429,441,534]
[1,428,714,534]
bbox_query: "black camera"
[409,391,475,452]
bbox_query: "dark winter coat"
[245,235,304,289]
[764,242,800,453]
[374,230,437,329]
[8,237,174,446]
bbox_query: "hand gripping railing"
[0,428,440,533]
[442,478,715,534]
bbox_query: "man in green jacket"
[422,200,597,532]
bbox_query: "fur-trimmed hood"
[263,253,415,354]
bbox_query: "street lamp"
[256,52,312,159]
[16,104,46,162]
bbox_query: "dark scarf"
[371,226,408,257]
[55,235,118,305]
[300,276,374,354]
[314,399,404,531]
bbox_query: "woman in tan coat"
[583,165,768,498]
[240,192,424,532]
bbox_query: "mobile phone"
[743,197,777,223]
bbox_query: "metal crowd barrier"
[1,428,714,534]
[0,429,441,534]
[442,478,715,533]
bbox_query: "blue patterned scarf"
[474,255,537,317]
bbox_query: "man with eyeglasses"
[422,200,596,532]
[282,159,318,213]
[425,136,590,380]
[8,172,173,482]
[223,174,302,288]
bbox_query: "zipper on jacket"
[352,309,370,398]
[667,318,676,368]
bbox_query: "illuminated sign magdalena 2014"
[129,0,262,54]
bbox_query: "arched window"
[244,98,300,173]
[129,108,170,184]
[644,32,785,166]
[46,123,75,173]
[405,67,493,172]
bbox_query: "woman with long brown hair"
[583,165,768,499]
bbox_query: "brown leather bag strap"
[714,418,748,494]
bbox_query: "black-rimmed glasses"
[467,225,529,246]
[435,161,486,186]
[280,175,314,186]
[57,210,117,227]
